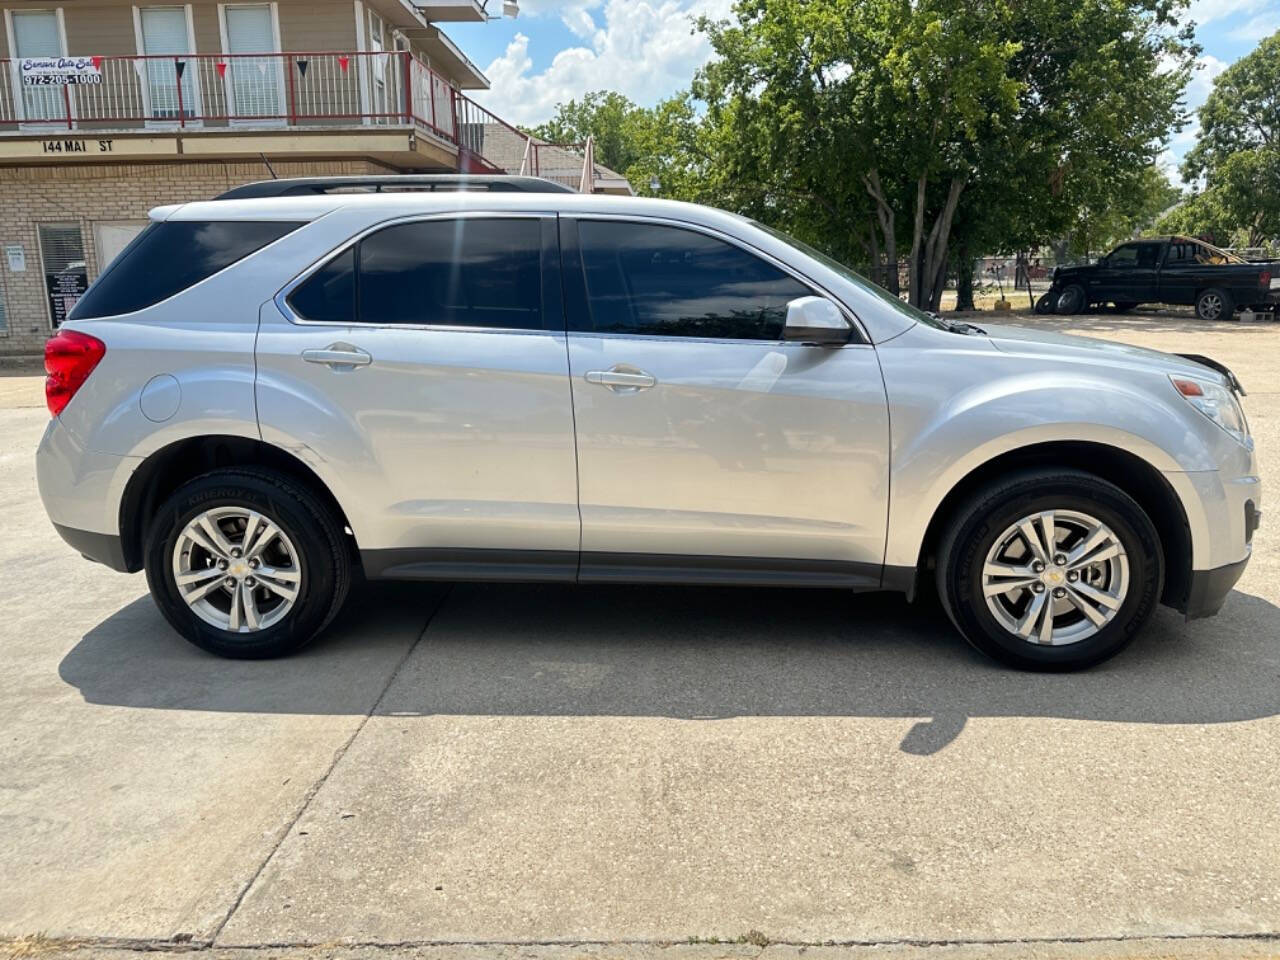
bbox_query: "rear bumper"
[1180,552,1251,620]
[52,523,131,572]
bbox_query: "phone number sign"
[20,56,103,86]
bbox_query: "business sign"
[46,268,88,327]
[19,56,103,86]
[4,245,25,273]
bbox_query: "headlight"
[1171,374,1252,447]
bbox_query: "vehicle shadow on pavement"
[61,581,1280,754]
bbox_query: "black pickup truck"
[1038,236,1279,321]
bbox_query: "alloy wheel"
[981,509,1129,646]
[1199,292,1223,320]
[172,506,303,633]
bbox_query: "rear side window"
[289,218,544,330]
[574,220,812,340]
[359,218,542,329]
[70,220,303,320]
[287,247,355,323]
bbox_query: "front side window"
[70,220,302,319]
[575,220,813,340]
[356,218,542,329]
[1107,244,1139,267]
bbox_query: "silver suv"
[37,176,1261,670]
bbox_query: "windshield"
[749,220,944,328]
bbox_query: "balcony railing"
[0,50,529,176]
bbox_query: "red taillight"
[1260,269,1272,287]
[44,329,105,417]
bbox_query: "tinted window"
[1134,243,1160,268]
[1107,244,1139,266]
[576,220,812,340]
[357,218,542,329]
[70,220,302,319]
[288,247,355,323]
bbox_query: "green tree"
[1174,31,1280,247]
[529,91,649,175]
[527,91,715,204]
[693,0,1195,308]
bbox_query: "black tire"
[144,468,351,659]
[935,469,1163,672]
[1033,292,1056,315]
[1195,287,1233,322]
[1055,284,1086,315]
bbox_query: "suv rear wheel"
[144,469,351,658]
[936,470,1162,671]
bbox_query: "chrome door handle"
[302,344,372,369]
[584,367,656,391]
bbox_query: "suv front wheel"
[936,470,1163,671]
[144,469,351,658]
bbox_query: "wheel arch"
[907,440,1192,610]
[118,434,359,573]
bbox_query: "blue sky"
[453,0,1280,185]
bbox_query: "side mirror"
[783,296,852,345]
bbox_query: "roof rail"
[214,175,576,201]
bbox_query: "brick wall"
[0,157,394,356]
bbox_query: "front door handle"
[584,367,656,391]
[302,343,372,369]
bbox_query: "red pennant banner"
[90,56,103,70]
[337,55,349,73]
[216,61,227,78]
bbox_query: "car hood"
[981,322,1223,379]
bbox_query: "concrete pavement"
[2,313,1278,957]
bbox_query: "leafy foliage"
[527,0,1197,306]
[1168,31,1280,248]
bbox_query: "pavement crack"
[205,586,453,946]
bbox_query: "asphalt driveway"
[1,313,1278,956]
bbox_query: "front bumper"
[1180,552,1252,620]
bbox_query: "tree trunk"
[863,169,898,294]
[907,173,928,306]
[954,245,975,311]
[909,175,965,310]
[867,217,881,287]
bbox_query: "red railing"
[0,51,528,178]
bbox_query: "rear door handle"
[302,344,372,369]
[584,367,656,391]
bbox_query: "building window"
[219,3,283,120]
[38,223,87,328]
[135,5,199,121]
[8,9,67,124]
[366,9,388,116]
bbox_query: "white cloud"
[1163,53,1229,186]
[1186,0,1271,26]
[1228,10,1280,41]
[477,0,732,127]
